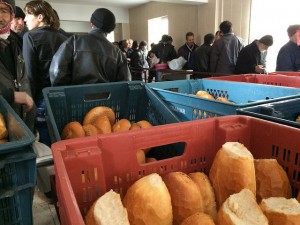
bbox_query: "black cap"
[90,8,116,33]
[15,6,25,19]
[259,35,273,46]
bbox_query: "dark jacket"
[177,43,199,70]
[234,40,266,74]
[23,26,67,102]
[193,44,213,72]
[50,29,131,86]
[276,41,300,71]
[151,42,177,64]
[210,33,244,74]
[0,31,36,131]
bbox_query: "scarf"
[0,1,14,36]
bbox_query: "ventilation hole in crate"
[287,150,291,162]
[291,187,298,198]
[114,175,118,184]
[86,170,91,183]
[87,187,93,202]
[295,153,299,166]
[272,145,275,157]
[118,177,122,185]
[293,170,296,180]
[283,149,286,161]
[285,167,289,174]
[83,188,87,202]
[81,171,85,184]
[95,186,100,198]
[297,171,300,182]
[94,168,98,181]
[276,146,279,158]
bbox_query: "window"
[148,16,168,48]
[250,0,300,72]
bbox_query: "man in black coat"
[234,35,273,74]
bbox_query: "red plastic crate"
[269,72,300,77]
[52,116,300,225]
[206,74,300,88]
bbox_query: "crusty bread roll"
[255,159,292,203]
[195,90,215,100]
[296,115,300,123]
[135,120,153,128]
[83,124,99,136]
[123,173,172,225]
[260,197,300,225]
[216,97,234,104]
[85,189,130,225]
[180,212,215,225]
[93,115,112,134]
[112,119,131,133]
[0,113,8,139]
[136,149,145,164]
[209,142,256,208]
[61,121,85,140]
[146,157,157,163]
[163,172,203,225]
[188,172,217,219]
[83,106,115,126]
[217,188,268,225]
[130,123,141,130]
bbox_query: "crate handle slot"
[83,92,111,102]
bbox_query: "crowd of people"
[1,0,300,146]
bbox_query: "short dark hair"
[287,24,300,37]
[219,21,232,34]
[204,33,215,44]
[186,32,194,39]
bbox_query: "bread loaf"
[217,188,268,225]
[112,119,131,132]
[255,159,292,202]
[83,124,99,136]
[123,173,172,225]
[196,90,215,100]
[93,115,112,134]
[209,142,256,208]
[188,172,217,219]
[136,149,145,164]
[180,212,215,225]
[61,121,85,140]
[0,113,8,139]
[135,120,153,129]
[260,197,300,225]
[85,189,130,225]
[163,172,203,225]
[83,106,115,126]
[216,97,234,104]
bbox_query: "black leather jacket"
[0,31,36,132]
[50,29,131,86]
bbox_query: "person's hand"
[14,92,34,112]
[255,65,266,74]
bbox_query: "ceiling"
[48,0,208,8]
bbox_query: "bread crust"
[112,119,131,132]
[0,113,8,139]
[163,172,203,225]
[255,159,292,203]
[195,91,215,100]
[83,106,115,126]
[61,121,85,140]
[83,124,99,136]
[209,142,256,208]
[93,115,112,134]
[180,212,215,225]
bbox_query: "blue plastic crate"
[237,98,300,128]
[0,150,36,190]
[0,96,36,154]
[43,81,181,143]
[147,80,300,121]
[0,184,34,225]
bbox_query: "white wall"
[16,1,129,32]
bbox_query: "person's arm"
[49,38,74,86]
[14,92,34,112]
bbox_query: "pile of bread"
[61,106,153,140]
[0,113,8,144]
[194,90,235,104]
[85,142,300,225]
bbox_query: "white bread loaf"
[255,159,292,202]
[163,172,203,225]
[85,189,130,225]
[180,212,215,225]
[217,188,268,225]
[188,172,217,219]
[209,142,256,208]
[122,173,172,225]
[260,197,300,225]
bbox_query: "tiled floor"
[33,187,60,225]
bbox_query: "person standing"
[234,35,273,74]
[276,24,300,72]
[0,0,36,131]
[193,33,215,73]
[23,0,67,146]
[177,32,199,70]
[210,20,244,74]
[10,6,28,38]
[50,8,131,86]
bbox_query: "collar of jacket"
[89,28,107,36]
